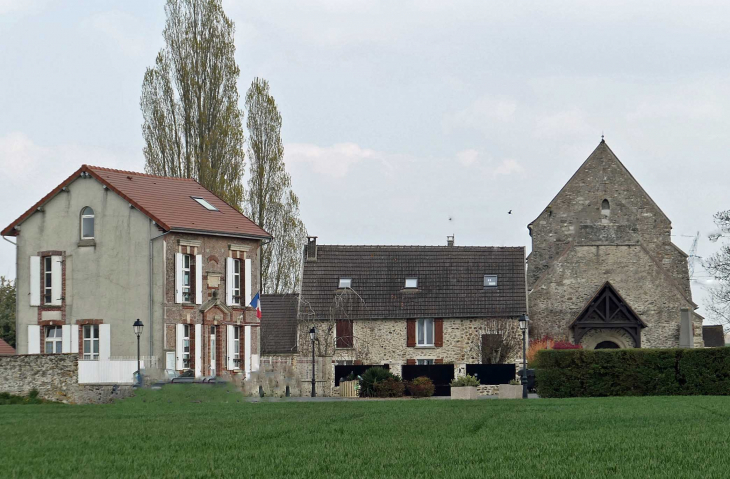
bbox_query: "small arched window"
[601,199,610,216]
[81,207,95,239]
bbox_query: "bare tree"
[479,318,521,364]
[705,210,730,328]
[299,288,368,357]
[141,0,245,207]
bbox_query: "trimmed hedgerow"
[534,347,730,398]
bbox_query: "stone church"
[527,140,703,349]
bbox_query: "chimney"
[447,235,455,247]
[306,236,318,261]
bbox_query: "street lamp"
[310,327,316,397]
[133,319,144,386]
[518,314,529,399]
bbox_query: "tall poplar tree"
[244,78,307,294]
[140,0,245,207]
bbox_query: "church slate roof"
[260,294,299,354]
[299,245,527,320]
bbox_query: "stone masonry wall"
[0,354,133,404]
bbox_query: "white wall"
[78,359,143,384]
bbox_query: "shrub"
[534,348,730,398]
[407,376,435,398]
[359,367,395,397]
[451,374,480,387]
[373,377,405,398]
[0,390,48,405]
[527,336,554,364]
[552,341,582,350]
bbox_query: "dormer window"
[192,196,219,211]
[405,277,418,289]
[484,275,498,288]
[338,277,352,289]
[81,207,94,239]
[601,199,610,216]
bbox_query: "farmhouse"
[2,165,270,379]
[295,237,527,393]
[527,140,703,349]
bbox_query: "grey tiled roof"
[260,294,299,354]
[299,245,527,320]
[702,325,725,348]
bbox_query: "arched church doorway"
[595,341,620,349]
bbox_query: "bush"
[373,377,405,398]
[0,390,48,405]
[552,341,582,350]
[534,348,730,398]
[451,374,480,387]
[359,367,395,397]
[407,376,435,398]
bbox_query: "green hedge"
[534,348,730,398]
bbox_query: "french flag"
[250,292,262,319]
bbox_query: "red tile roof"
[0,338,14,355]
[2,165,271,239]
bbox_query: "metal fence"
[78,359,143,384]
[465,364,516,385]
[401,364,455,396]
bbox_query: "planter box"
[451,386,478,400]
[499,384,524,399]
[340,380,358,398]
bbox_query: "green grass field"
[2,385,730,478]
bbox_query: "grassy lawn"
[2,386,730,478]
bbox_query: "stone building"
[295,237,528,393]
[3,165,270,379]
[527,140,703,349]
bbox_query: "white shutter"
[99,324,111,361]
[50,255,63,306]
[175,253,183,303]
[195,324,202,378]
[244,258,252,306]
[71,325,79,353]
[61,325,71,353]
[29,256,40,306]
[176,324,184,370]
[225,257,234,305]
[27,325,40,354]
[226,325,234,370]
[245,325,252,378]
[195,254,203,304]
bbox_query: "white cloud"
[442,95,517,134]
[493,159,525,177]
[0,0,52,16]
[82,10,151,57]
[456,149,479,167]
[533,109,595,140]
[285,142,402,178]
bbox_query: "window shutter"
[244,258,252,306]
[226,325,235,370]
[406,319,416,347]
[175,253,183,303]
[406,359,416,365]
[176,324,184,370]
[336,320,353,348]
[61,325,71,353]
[99,324,111,361]
[50,255,63,306]
[225,257,234,305]
[195,254,203,304]
[354,359,362,366]
[435,358,444,364]
[70,325,79,353]
[27,325,40,354]
[194,324,202,378]
[434,318,444,347]
[29,256,40,306]
[244,325,252,378]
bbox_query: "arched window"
[81,207,95,239]
[601,199,610,216]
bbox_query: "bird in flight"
[508,210,512,214]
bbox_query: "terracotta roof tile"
[0,338,15,355]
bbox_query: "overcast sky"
[1,0,728,321]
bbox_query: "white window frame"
[43,256,52,304]
[405,277,418,289]
[232,259,241,305]
[182,254,192,303]
[417,318,434,347]
[83,325,99,360]
[182,325,191,369]
[484,275,498,288]
[45,326,62,354]
[338,277,352,289]
[233,326,241,369]
[416,359,434,365]
[81,207,95,239]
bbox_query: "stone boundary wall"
[0,354,133,404]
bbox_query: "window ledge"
[78,239,96,247]
[414,345,436,349]
[400,288,420,293]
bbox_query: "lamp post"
[309,327,316,397]
[133,319,144,386]
[518,314,529,399]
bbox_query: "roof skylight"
[191,196,219,211]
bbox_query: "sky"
[1,0,728,322]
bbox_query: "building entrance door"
[210,327,217,376]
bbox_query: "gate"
[401,364,455,396]
[465,364,516,385]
